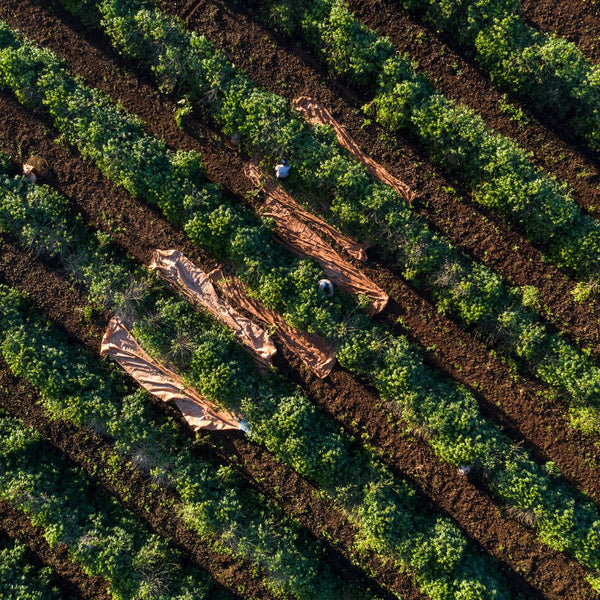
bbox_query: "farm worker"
[227,132,241,148]
[275,158,290,179]
[22,155,49,183]
[318,279,334,297]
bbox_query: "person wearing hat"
[22,156,49,183]
[318,279,334,297]
[275,158,290,179]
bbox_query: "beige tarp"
[293,96,415,203]
[245,163,367,261]
[209,269,337,379]
[149,249,277,370]
[245,164,388,315]
[101,318,240,431]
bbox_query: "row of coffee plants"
[393,0,600,157]
[0,162,510,600]
[1,23,599,583]
[52,0,600,434]
[0,164,356,599]
[0,536,61,599]
[252,0,600,281]
[0,411,233,600]
[0,284,352,600]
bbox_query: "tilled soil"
[2,1,600,598]
[0,501,109,600]
[521,0,600,65]
[159,0,600,359]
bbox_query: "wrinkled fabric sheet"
[150,249,277,370]
[294,96,415,203]
[245,164,388,315]
[210,269,337,379]
[101,318,240,431]
[245,162,367,261]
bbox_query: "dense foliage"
[0,165,510,600]
[254,0,600,281]
[0,537,61,600]
[0,412,233,600]
[395,0,600,157]
[51,0,600,438]
[2,13,600,591]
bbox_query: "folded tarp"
[245,163,367,261]
[101,317,240,431]
[294,96,415,204]
[209,269,337,379]
[245,164,388,315]
[150,249,277,371]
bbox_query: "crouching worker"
[318,279,334,297]
[275,158,290,179]
[22,156,49,183]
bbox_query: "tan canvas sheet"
[245,162,367,261]
[209,269,337,379]
[245,174,388,314]
[294,96,415,203]
[101,318,240,431]
[150,249,277,370]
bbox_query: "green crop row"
[0,536,61,600]
[0,411,233,600]
[0,166,353,598]
[255,0,600,280]
[1,20,599,586]
[0,284,353,600]
[395,0,600,157]
[55,0,600,437]
[0,161,511,600]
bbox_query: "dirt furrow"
[8,0,600,492]
[0,232,404,598]
[0,7,596,596]
[521,0,600,65]
[161,0,600,354]
[0,500,109,600]
[345,0,600,216]
[0,153,591,600]
[0,363,272,600]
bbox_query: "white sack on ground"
[150,249,277,370]
[293,96,415,203]
[101,317,240,431]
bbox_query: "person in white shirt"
[318,279,334,297]
[275,158,290,179]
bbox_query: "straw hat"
[24,155,49,178]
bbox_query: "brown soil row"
[0,365,273,600]
[161,0,600,357]
[1,3,598,597]
[0,107,592,600]
[521,0,600,65]
[346,0,600,220]
[342,0,600,340]
[0,500,109,600]
[0,237,401,599]
[11,0,600,496]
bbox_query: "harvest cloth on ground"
[245,164,389,315]
[150,249,277,370]
[209,268,337,379]
[101,318,240,431]
[293,96,415,204]
[245,162,367,261]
